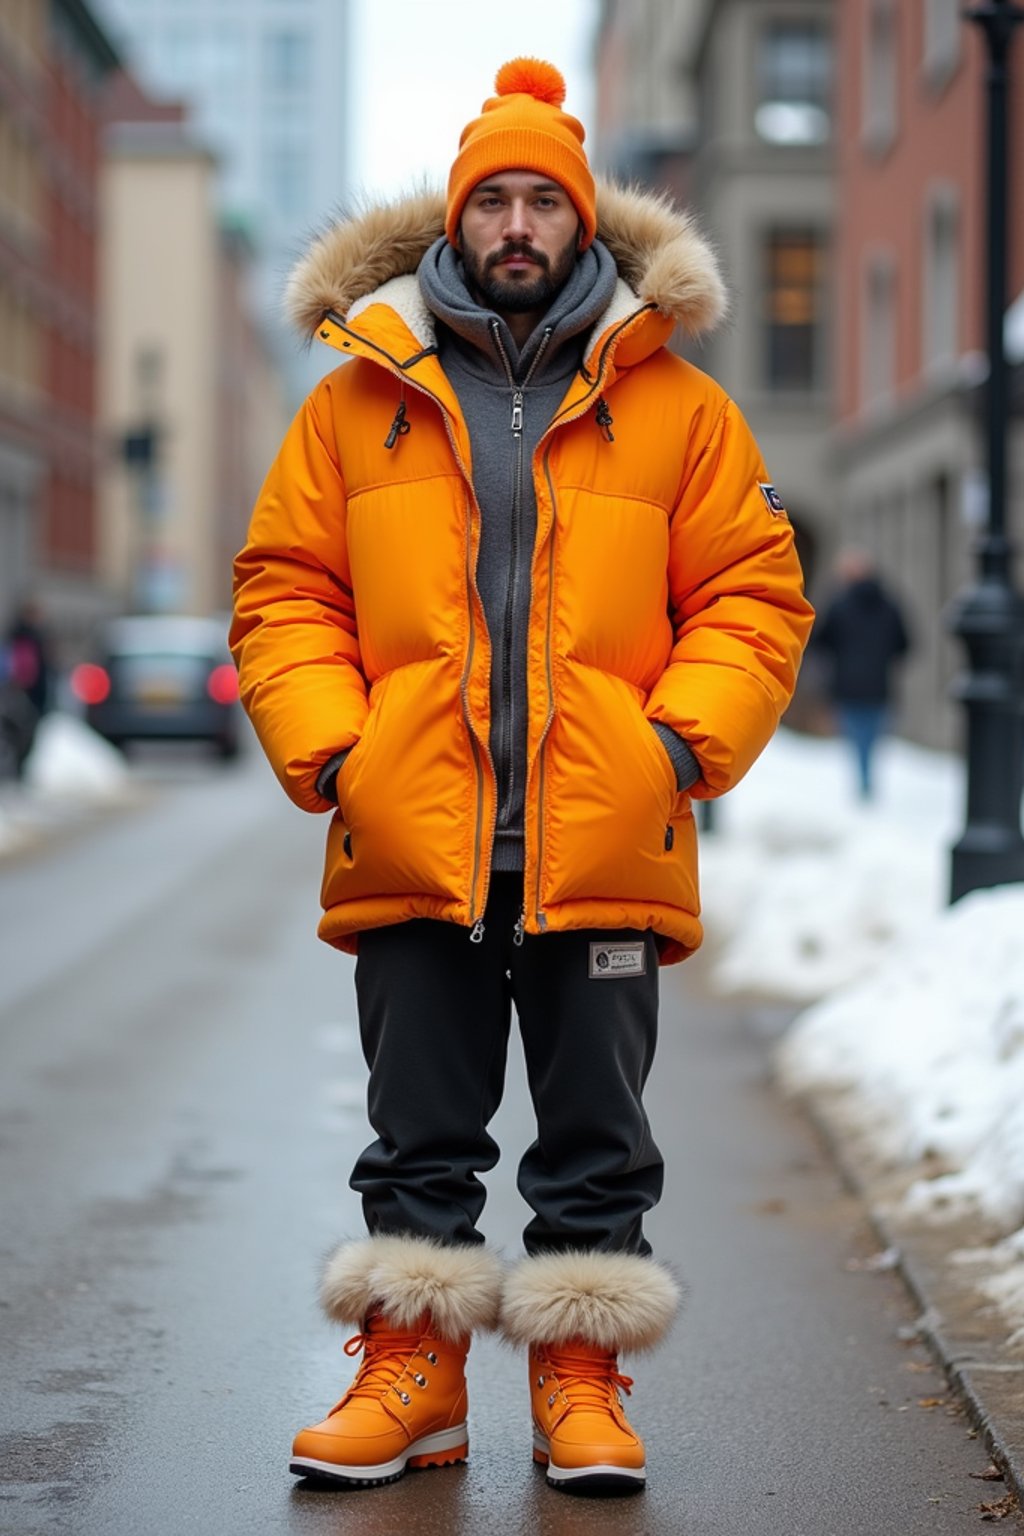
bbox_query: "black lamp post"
[949,0,1024,902]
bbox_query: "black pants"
[351,873,663,1255]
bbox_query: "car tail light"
[71,662,111,705]
[207,664,240,705]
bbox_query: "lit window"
[756,22,832,146]
[763,230,828,391]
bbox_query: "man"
[231,58,813,1495]
[814,548,910,799]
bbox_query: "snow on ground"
[698,728,963,1001]
[0,714,133,857]
[704,727,1024,1338]
[22,712,130,799]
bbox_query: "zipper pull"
[469,919,485,944]
[384,399,410,449]
[513,910,525,947]
[511,390,523,435]
[595,395,615,442]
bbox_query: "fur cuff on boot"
[320,1234,503,1341]
[499,1250,681,1354]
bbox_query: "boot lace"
[329,1324,428,1413]
[543,1349,634,1411]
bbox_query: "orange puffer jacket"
[231,185,814,964]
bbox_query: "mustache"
[486,242,550,272]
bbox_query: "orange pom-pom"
[494,57,566,107]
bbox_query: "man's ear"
[454,219,463,253]
[576,218,586,250]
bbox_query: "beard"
[460,230,579,314]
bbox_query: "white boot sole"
[290,1423,468,1487]
[532,1430,646,1493]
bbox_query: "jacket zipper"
[528,308,653,932]
[330,317,494,932]
[488,321,552,843]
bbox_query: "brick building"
[594,0,836,601]
[833,0,1024,748]
[0,0,119,652]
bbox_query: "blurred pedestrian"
[814,549,910,799]
[232,57,813,1495]
[0,600,52,778]
[3,599,53,719]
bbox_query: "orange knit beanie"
[446,58,597,249]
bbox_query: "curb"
[798,1089,1024,1510]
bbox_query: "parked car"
[71,615,241,760]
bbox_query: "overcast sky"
[347,0,598,200]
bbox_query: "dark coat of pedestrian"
[814,550,910,797]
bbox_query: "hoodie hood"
[285,181,728,347]
[417,233,619,381]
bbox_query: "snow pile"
[698,729,962,1000]
[22,713,131,800]
[776,885,1024,1229]
[701,727,1024,1340]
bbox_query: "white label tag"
[589,942,647,979]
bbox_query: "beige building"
[98,117,287,620]
[595,0,836,602]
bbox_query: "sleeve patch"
[759,482,788,518]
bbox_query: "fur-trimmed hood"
[285,181,727,345]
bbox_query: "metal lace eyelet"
[548,1392,556,1407]
[426,1352,438,1365]
[398,1390,411,1405]
[414,1373,427,1388]
[536,1375,545,1388]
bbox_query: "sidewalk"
[693,727,1024,1521]
[1,777,1016,1533]
[795,1074,1024,1517]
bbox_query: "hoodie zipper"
[528,307,654,933]
[488,321,553,842]
[329,316,494,933]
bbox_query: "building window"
[923,0,962,90]
[763,230,828,391]
[263,137,309,219]
[755,21,832,146]
[863,0,898,154]
[862,251,896,409]
[923,186,959,374]
[263,28,308,92]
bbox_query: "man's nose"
[502,199,534,241]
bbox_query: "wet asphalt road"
[0,751,1019,1535]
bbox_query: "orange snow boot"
[289,1234,502,1487]
[290,1309,469,1486]
[499,1248,681,1495]
[529,1340,646,1492]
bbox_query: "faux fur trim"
[285,181,725,342]
[319,1234,503,1341]
[499,1250,681,1354]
